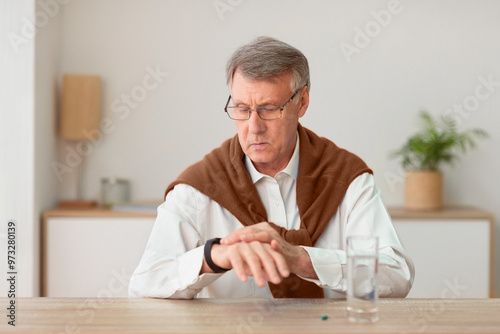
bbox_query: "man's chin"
[246,153,271,165]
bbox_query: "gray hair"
[226,36,310,93]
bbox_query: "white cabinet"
[389,207,494,298]
[42,209,155,297]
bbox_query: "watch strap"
[204,238,230,273]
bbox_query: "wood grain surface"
[2,298,499,333]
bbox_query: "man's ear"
[298,86,309,118]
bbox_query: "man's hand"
[220,222,318,280]
[201,239,290,287]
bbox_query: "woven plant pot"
[405,170,443,210]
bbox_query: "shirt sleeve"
[300,173,415,298]
[128,184,223,299]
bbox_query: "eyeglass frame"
[224,88,301,120]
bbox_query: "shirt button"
[274,202,280,207]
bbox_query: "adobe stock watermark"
[8,0,72,53]
[384,74,498,192]
[235,277,302,333]
[213,0,243,21]
[403,277,467,333]
[384,165,406,193]
[236,299,277,334]
[63,267,131,333]
[340,0,403,64]
[51,65,169,182]
[443,74,499,126]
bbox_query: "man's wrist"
[292,246,317,279]
[204,238,230,273]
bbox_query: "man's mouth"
[250,142,268,149]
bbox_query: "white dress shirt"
[129,136,414,299]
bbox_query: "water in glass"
[347,254,378,322]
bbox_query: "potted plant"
[391,110,489,210]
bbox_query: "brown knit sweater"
[165,123,372,298]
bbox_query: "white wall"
[0,0,37,297]
[34,0,62,295]
[0,0,61,296]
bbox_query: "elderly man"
[129,36,414,299]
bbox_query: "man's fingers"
[220,226,256,245]
[225,242,266,287]
[227,248,248,283]
[226,241,290,287]
[220,222,277,245]
[222,230,274,245]
[249,242,283,285]
[269,245,290,278]
[239,243,267,287]
[240,231,273,243]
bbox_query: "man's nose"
[248,110,266,133]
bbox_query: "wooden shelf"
[388,206,494,221]
[43,207,157,219]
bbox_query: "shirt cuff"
[178,245,224,292]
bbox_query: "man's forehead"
[231,72,291,95]
[230,85,290,105]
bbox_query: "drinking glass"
[346,235,379,323]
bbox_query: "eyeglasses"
[224,89,300,120]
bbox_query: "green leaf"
[389,110,489,171]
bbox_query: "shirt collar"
[244,132,300,183]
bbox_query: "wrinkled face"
[230,70,309,176]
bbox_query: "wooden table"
[2,298,500,333]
